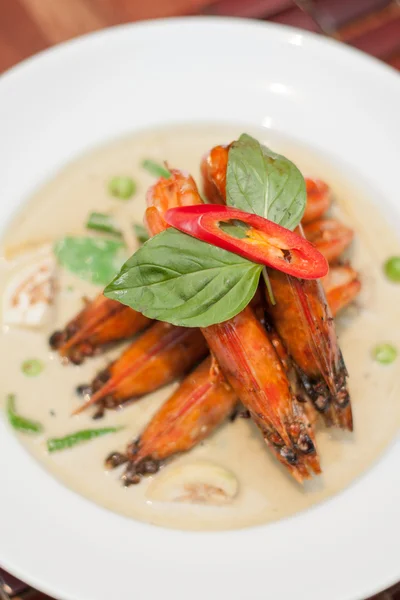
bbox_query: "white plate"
[0,17,399,600]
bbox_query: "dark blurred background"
[0,0,399,598]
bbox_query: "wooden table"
[0,0,399,598]
[0,0,399,73]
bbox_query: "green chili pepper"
[141,159,171,179]
[108,176,136,200]
[21,358,44,377]
[6,394,43,434]
[47,427,123,452]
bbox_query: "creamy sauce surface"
[1,124,399,531]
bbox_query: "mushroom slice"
[146,461,239,505]
[3,249,56,328]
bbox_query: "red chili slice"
[164,205,329,280]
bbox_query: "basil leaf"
[54,236,126,286]
[104,228,262,327]
[226,133,306,230]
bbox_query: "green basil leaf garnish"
[6,394,43,434]
[54,236,126,286]
[226,133,306,230]
[104,228,262,327]
[47,427,123,452]
[105,134,309,326]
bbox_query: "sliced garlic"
[3,248,56,328]
[147,461,239,505]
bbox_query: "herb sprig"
[106,228,262,327]
[6,394,43,434]
[105,135,307,327]
[47,427,123,452]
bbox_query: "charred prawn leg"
[202,144,353,430]
[73,320,207,415]
[106,356,237,484]
[147,170,320,482]
[49,295,151,365]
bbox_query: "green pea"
[384,256,400,282]
[21,359,44,377]
[108,176,136,200]
[372,343,397,365]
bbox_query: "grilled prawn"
[49,296,151,365]
[202,144,353,430]
[106,357,237,485]
[73,321,207,416]
[144,169,320,482]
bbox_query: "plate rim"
[2,15,400,84]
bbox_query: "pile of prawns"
[50,143,361,485]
